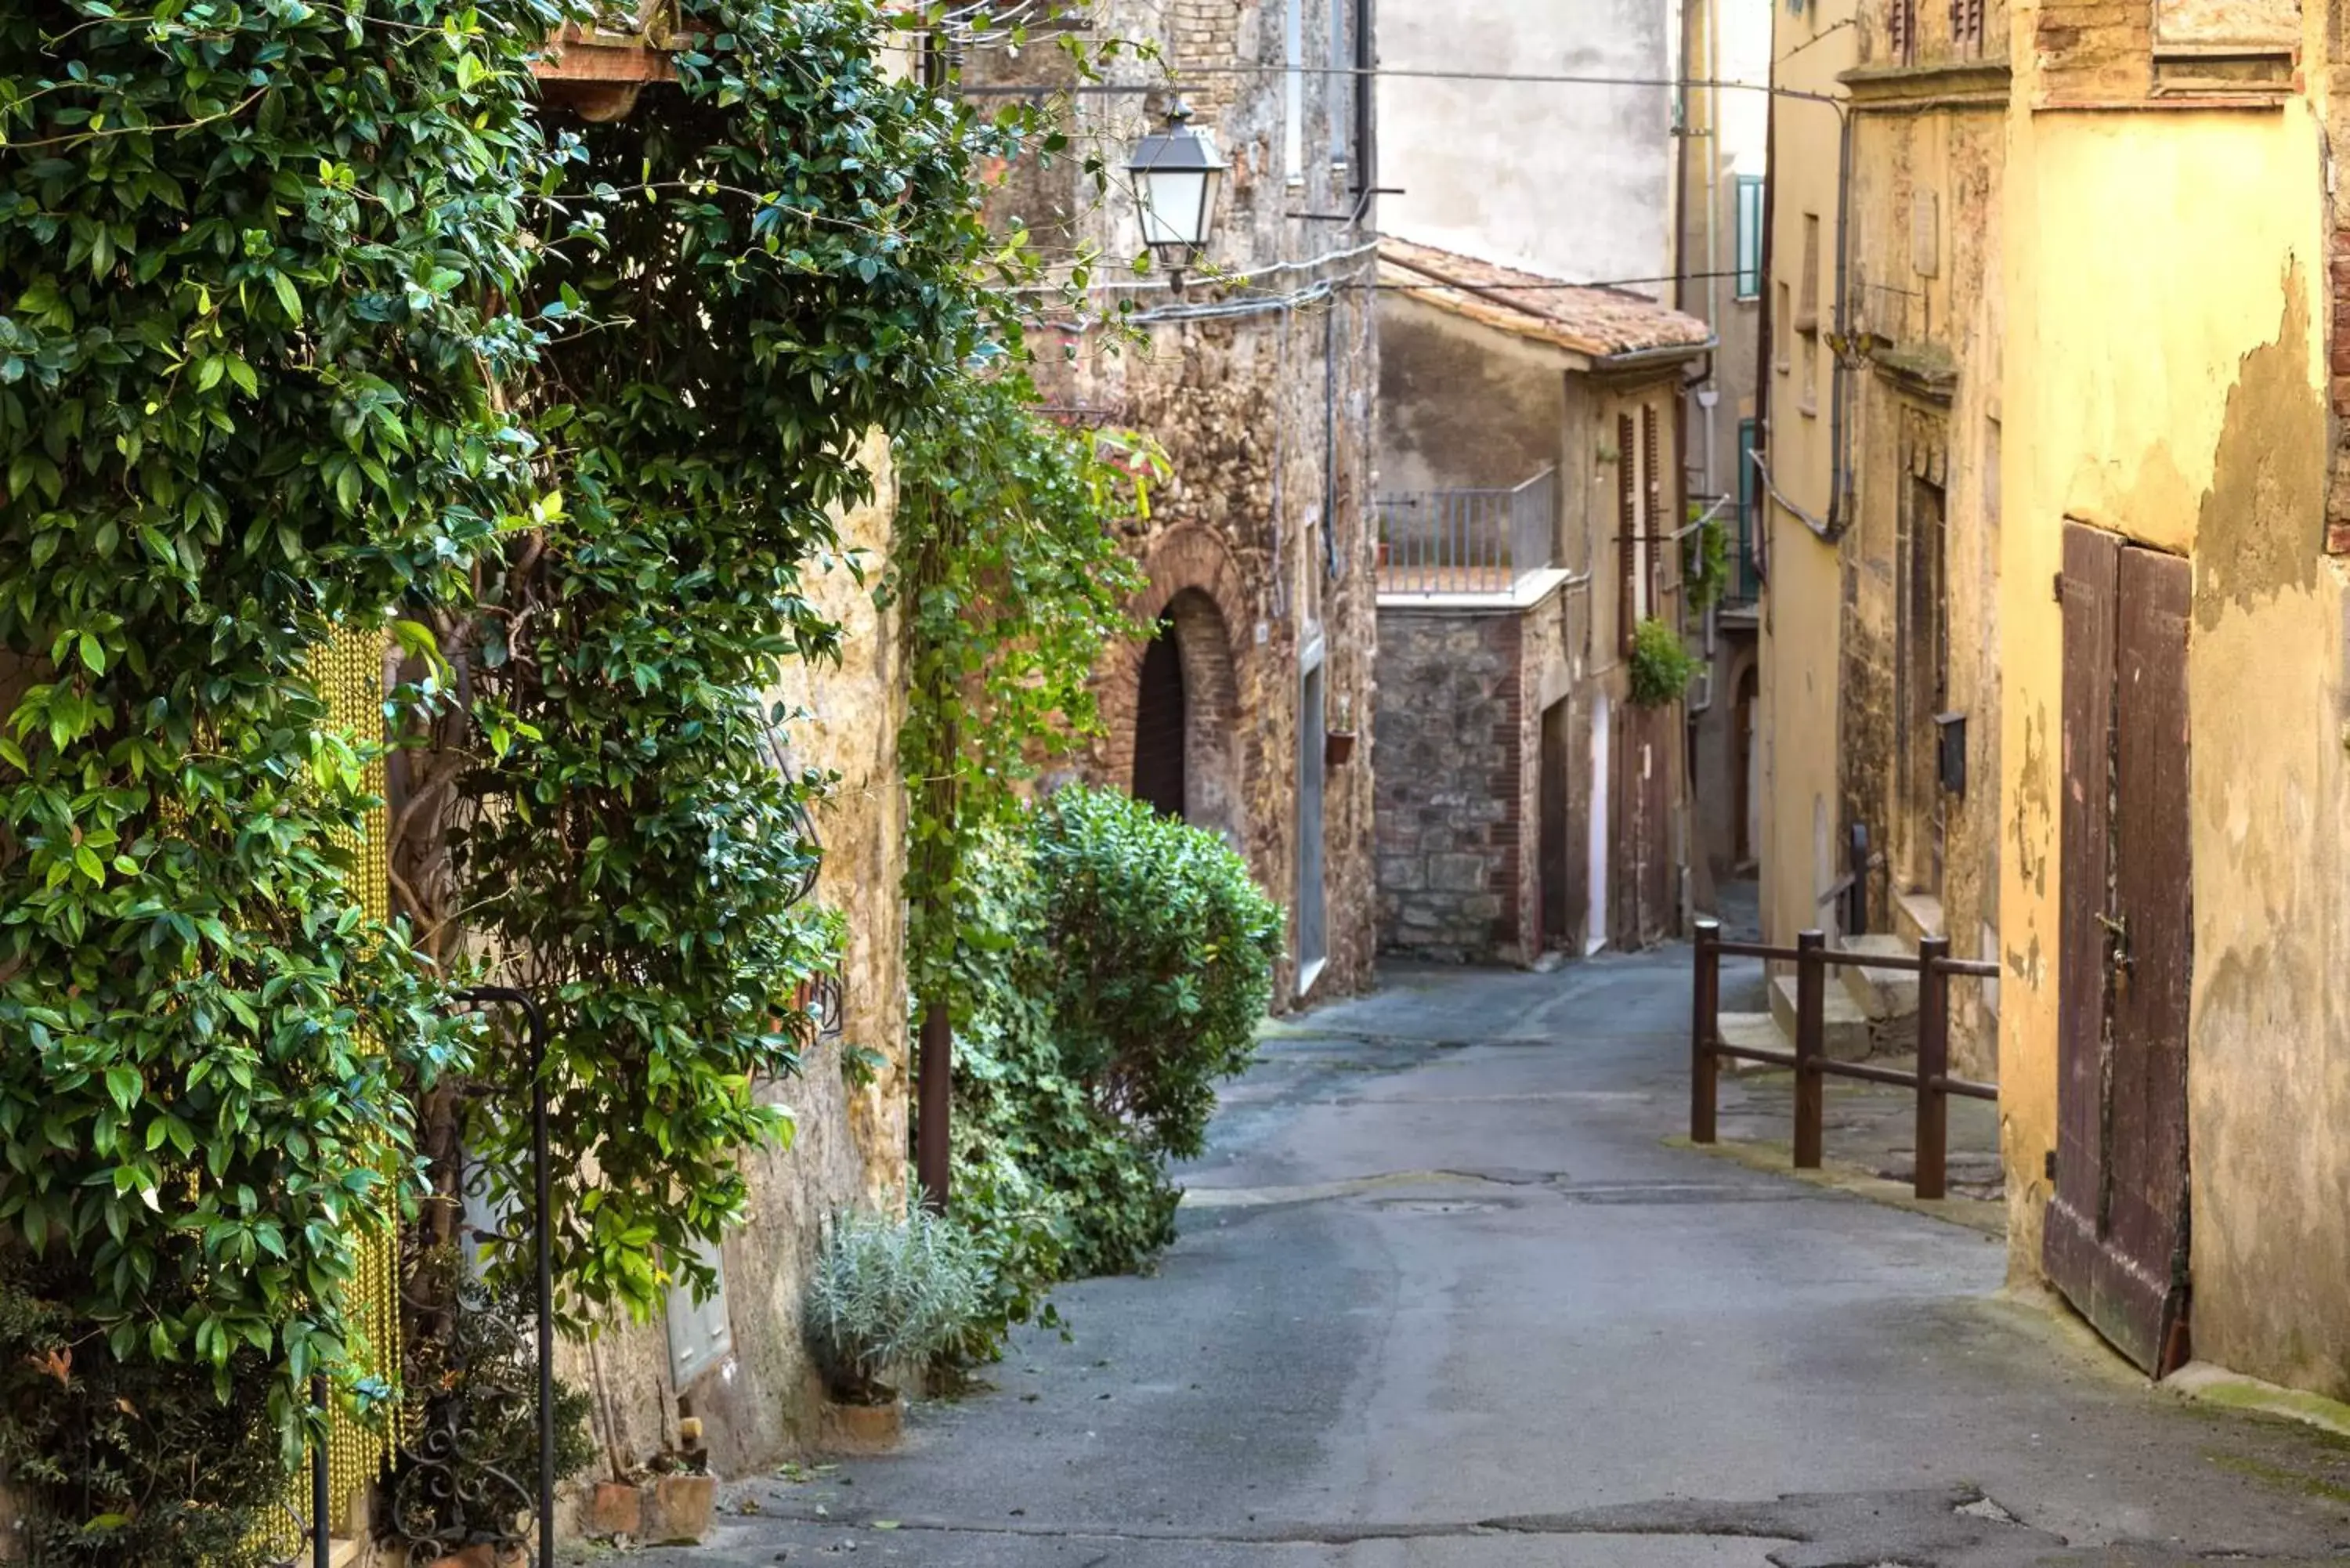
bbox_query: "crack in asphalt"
[714,1487,2348,1566]
[1182,1167,1820,1211]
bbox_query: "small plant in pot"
[804,1206,983,1451]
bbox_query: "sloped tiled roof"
[1379,237,1715,362]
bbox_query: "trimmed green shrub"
[1032,786,1284,1162]
[941,787,1282,1364]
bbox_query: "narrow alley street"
[625,953,2350,1568]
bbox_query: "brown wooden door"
[1540,698,1572,950]
[1613,703,1674,945]
[2044,524,2194,1376]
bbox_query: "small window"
[1886,0,1914,65]
[1775,281,1793,372]
[1734,175,1765,301]
[1797,213,1820,331]
[1950,0,1985,56]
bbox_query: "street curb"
[1664,1134,2006,1238]
[2164,1362,2350,1442]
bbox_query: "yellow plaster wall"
[2001,89,2350,1393]
[1838,91,2007,1075]
[1758,0,1859,952]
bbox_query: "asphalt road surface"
[620,950,2350,1567]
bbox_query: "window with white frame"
[1734,175,1764,301]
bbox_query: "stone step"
[1837,932,1922,1021]
[1770,972,1874,1062]
[1716,1011,1791,1075]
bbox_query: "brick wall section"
[1375,609,1528,963]
[2032,0,2153,100]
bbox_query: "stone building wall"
[972,0,1383,1005]
[1376,582,1582,965]
[1376,609,1522,962]
[1829,41,2008,1078]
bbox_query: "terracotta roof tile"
[1378,237,1714,360]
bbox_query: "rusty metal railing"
[1690,919,1998,1201]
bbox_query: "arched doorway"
[1127,588,1242,849]
[1133,612,1186,818]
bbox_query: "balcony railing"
[1376,468,1558,596]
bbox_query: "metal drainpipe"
[1826,103,1855,535]
[1701,0,1722,507]
[1323,305,1339,580]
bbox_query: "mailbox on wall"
[1936,710,1967,799]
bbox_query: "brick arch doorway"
[1130,587,1243,849]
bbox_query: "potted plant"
[533,0,685,122]
[804,1207,983,1453]
[1324,695,1358,768]
[1627,616,1704,709]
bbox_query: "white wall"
[1723,0,1770,178]
[1379,0,1674,291]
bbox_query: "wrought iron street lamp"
[1127,103,1227,282]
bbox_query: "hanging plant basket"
[534,0,684,122]
[1324,729,1358,768]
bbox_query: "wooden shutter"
[1950,0,1984,53]
[1642,406,1665,624]
[1888,0,1913,63]
[1618,412,1637,655]
[1734,176,1765,299]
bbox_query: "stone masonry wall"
[982,0,1382,1005]
[1376,608,1525,963]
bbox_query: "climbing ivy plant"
[0,0,554,1535]
[0,0,1091,1547]
[420,2,1083,1322]
[889,374,1160,1016]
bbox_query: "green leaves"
[888,373,1158,1010]
[942,791,1280,1363]
[1629,616,1704,708]
[0,0,550,1548]
[3,0,1095,1548]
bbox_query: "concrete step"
[1893,889,1945,945]
[1770,973,1873,1062]
[1838,932,1922,1021]
[1716,1011,1791,1075]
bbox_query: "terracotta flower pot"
[641,1472,718,1546]
[819,1396,905,1455]
[584,1479,644,1540]
[1324,729,1358,768]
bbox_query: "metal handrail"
[1690,921,1998,1199]
[1376,467,1559,595]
